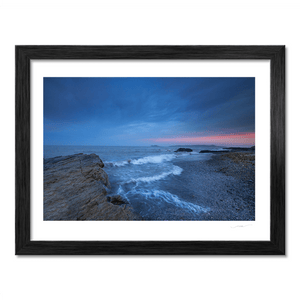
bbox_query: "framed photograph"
[15,46,285,255]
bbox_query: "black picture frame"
[15,46,285,255]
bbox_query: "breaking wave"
[127,165,183,183]
[131,154,176,165]
[106,154,176,167]
[128,189,209,214]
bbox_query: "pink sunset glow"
[146,132,255,146]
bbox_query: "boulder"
[199,150,230,153]
[174,148,193,152]
[107,195,129,205]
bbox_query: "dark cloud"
[44,77,255,145]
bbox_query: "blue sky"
[44,77,255,146]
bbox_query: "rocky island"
[44,153,141,220]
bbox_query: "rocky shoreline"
[173,151,255,220]
[44,153,141,220]
[44,151,255,221]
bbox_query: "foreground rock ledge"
[44,153,141,220]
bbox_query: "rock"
[199,150,230,153]
[174,148,193,152]
[79,153,109,187]
[107,195,129,205]
[223,147,254,152]
[44,153,141,220]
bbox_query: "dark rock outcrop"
[199,150,230,153]
[174,148,193,152]
[223,147,254,152]
[107,195,129,205]
[200,147,255,154]
[44,153,141,220]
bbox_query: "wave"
[110,161,129,167]
[190,151,200,155]
[128,189,209,214]
[106,154,176,167]
[127,165,183,183]
[131,154,176,165]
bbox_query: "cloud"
[44,77,255,145]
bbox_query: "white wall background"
[0,1,298,300]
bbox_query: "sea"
[44,145,227,220]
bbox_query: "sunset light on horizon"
[145,132,255,146]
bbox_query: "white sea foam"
[105,160,129,167]
[131,189,209,213]
[127,165,183,183]
[116,185,130,201]
[131,154,176,165]
[112,161,129,167]
[107,154,176,167]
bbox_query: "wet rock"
[223,147,254,152]
[199,150,230,153]
[174,148,193,152]
[107,195,129,205]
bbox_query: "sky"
[44,77,255,146]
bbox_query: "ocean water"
[44,145,227,220]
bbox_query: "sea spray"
[107,154,177,167]
[126,165,183,183]
[125,188,209,215]
[131,154,176,165]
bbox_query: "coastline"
[43,151,255,221]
